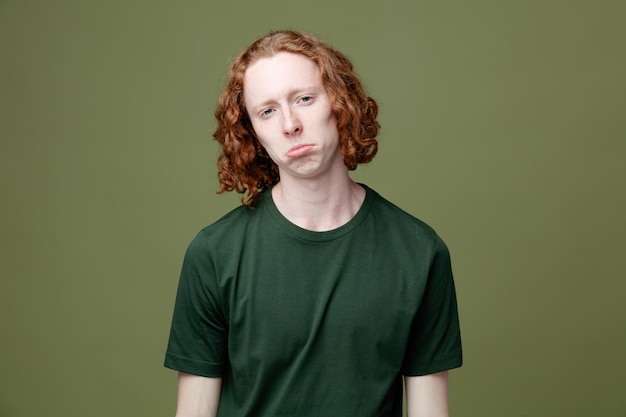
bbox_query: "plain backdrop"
[1,1,625,416]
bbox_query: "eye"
[299,95,313,104]
[260,108,274,117]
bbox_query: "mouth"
[286,144,314,158]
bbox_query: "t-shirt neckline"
[260,183,374,243]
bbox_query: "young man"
[165,30,462,417]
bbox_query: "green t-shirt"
[165,185,462,416]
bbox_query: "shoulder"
[364,185,444,247]
[199,204,252,237]
[185,197,266,257]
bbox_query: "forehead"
[243,52,323,105]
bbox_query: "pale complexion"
[243,52,344,184]
[243,52,365,231]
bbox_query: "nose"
[282,109,302,136]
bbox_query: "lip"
[286,144,314,158]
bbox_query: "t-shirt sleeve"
[402,234,463,376]
[164,232,228,377]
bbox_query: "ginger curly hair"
[213,30,380,207]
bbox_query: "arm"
[175,372,222,417]
[405,371,449,417]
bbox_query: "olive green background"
[1,1,624,416]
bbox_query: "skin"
[175,373,221,417]
[174,52,451,417]
[243,51,365,231]
[243,52,343,183]
[405,372,450,417]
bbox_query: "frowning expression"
[243,52,344,182]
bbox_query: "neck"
[271,175,365,232]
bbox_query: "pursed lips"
[286,144,314,158]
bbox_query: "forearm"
[405,371,450,417]
[175,373,222,417]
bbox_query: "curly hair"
[213,30,380,207]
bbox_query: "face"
[243,52,344,182]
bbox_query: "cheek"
[250,122,269,146]
[324,107,339,131]
[253,131,275,156]
[324,113,340,138]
